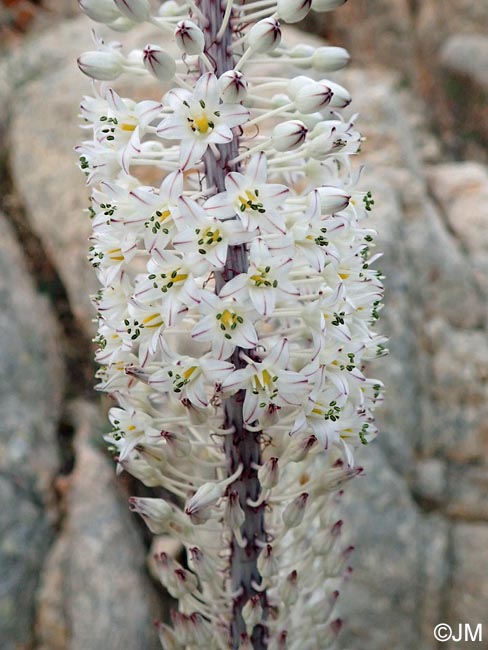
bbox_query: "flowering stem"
[198,0,267,646]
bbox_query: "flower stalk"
[77,0,386,647]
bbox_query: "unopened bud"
[282,492,309,528]
[114,0,150,22]
[282,570,299,605]
[242,595,263,631]
[157,622,183,650]
[311,0,347,10]
[311,519,343,555]
[257,543,279,578]
[79,0,120,23]
[239,633,253,650]
[269,630,288,650]
[129,497,173,534]
[316,185,350,213]
[224,490,245,530]
[154,551,178,590]
[143,45,176,81]
[170,567,198,598]
[277,0,312,23]
[159,430,191,457]
[175,20,205,55]
[188,547,215,582]
[312,46,350,72]
[219,70,248,103]
[185,481,223,524]
[159,0,181,16]
[78,50,124,81]
[287,433,317,462]
[258,457,280,489]
[272,120,308,151]
[295,82,333,113]
[248,17,282,53]
[290,43,315,59]
[324,79,351,108]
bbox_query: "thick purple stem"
[197,0,268,647]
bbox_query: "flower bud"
[316,185,350,213]
[154,551,179,590]
[239,633,253,650]
[170,567,199,598]
[257,543,279,578]
[242,595,263,631]
[78,50,124,81]
[219,70,248,103]
[311,519,343,555]
[224,490,245,530]
[258,456,280,489]
[248,17,282,53]
[185,481,223,524]
[188,547,215,582]
[282,570,299,605]
[159,0,181,16]
[282,492,309,528]
[277,0,312,23]
[312,46,350,72]
[160,430,191,457]
[271,120,308,151]
[79,0,120,23]
[143,44,176,81]
[287,433,317,462]
[311,0,347,10]
[295,82,333,113]
[324,79,351,107]
[290,43,315,59]
[157,622,183,650]
[175,20,205,55]
[269,630,288,650]
[129,497,174,533]
[288,74,312,98]
[107,16,137,31]
[114,0,150,22]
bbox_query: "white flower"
[149,343,234,409]
[221,338,308,425]
[219,239,298,316]
[157,73,249,168]
[191,291,259,359]
[172,196,251,269]
[204,153,289,233]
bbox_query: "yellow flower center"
[120,122,137,132]
[221,309,236,328]
[194,114,211,133]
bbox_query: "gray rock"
[0,213,64,649]
[447,523,488,650]
[338,445,448,650]
[35,400,163,650]
[440,34,488,90]
[426,162,488,283]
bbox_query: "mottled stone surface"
[440,34,488,90]
[0,213,64,650]
[35,401,163,650]
[339,446,448,650]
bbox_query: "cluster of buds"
[77,0,386,648]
